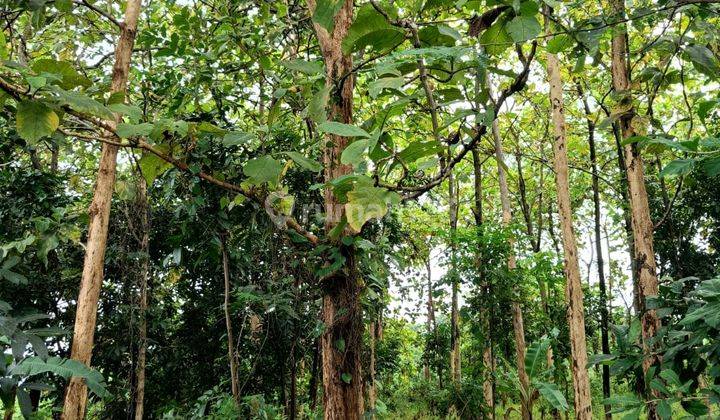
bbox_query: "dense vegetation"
[1,0,720,418]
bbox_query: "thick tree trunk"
[134,177,149,420]
[472,147,495,417]
[220,233,240,405]
[609,1,662,417]
[491,116,531,419]
[448,171,461,385]
[307,1,363,418]
[545,17,593,417]
[579,85,612,420]
[62,1,141,418]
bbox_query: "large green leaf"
[312,0,343,33]
[534,381,568,411]
[340,139,369,167]
[318,121,371,138]
[341,4,404,54]
[659,159,694,178]
[286,151,322,172]
[52,88,114,120]
[344,177,399,232]
[368,77,404,99]
[11,357,109,398]
[480,20,512,55]
[506,15,541,43]
[139,148,173,186]
[243,155,283,186]
[683,45,720,79]
[281,59,324,75]
[525,338,549,378]
[116,122,154,139]
[31,59,91,90]
[16,101,60,144]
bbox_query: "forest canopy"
[1,0,720,419]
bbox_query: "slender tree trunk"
[368,321,377,419]
[307,2,363,418]
[609,1,662,417]
[472,147,495,417]
[424,258,436,382]
[134,176,149,420]
[545,12,593,418]
[491,116,531,420]
[448,171,461,385]
[578,84,612,420]
[220,233,240,405]
[62,1,142,418]
[309,337,320,411]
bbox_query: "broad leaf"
[506,15,541,43]
[243,155,283,186]
[16,101,59,144]
[318,121,371,138]
[286,151,322,172]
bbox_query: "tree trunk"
[309,337,320,411]
[134,176,149,420]
[424,258,436,382]
[545,12,593,418]
[307,1,363,418]
[62,1,142,418]
[472,147,495,417]
[491,115,531,420]
[220,233,240,405]
[579,84,612,420]
[448,171,461,385]
[368,321,377,419]
[609,1,662,417]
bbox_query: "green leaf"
[368,77,404,99]
[535,381,568,411]
[341,373,352,384]
[588,353,615,366]
[139,148,173,186]
[344,177,396,232]
[55,0,72,12]
[222,131,255,147]
[657,400,672,420]
[16,101,59,144]
[506,15,541,43]
[52,89,114,120]
[281,59,324,75]
[243,155,283,186]
[397,141,443,163]
[31,59,91,90]
[480,20,512,55]
[286,151,322,172]
[308,86,330,123]
[318,121,371,138]
[525,338,549,378]
[0,267,28,285]
[547,34,573,53]
[107,103,143,122]
[116,122,154,139]
[37,234,59,267]
[0,30,8,60]
[10,357,109,398]
[312,0,344,33]
[341,4,404,54]
[340,139,369,167]
[659,159,694,178]
[681,399,708,417]
[683,45,720,79]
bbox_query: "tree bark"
[578,84,612,420]
[472,147,495,417]
[134,176,149,420]
[220,233,240,405]
[491,115,531,420]
[544,14,593,417]
[609,1,662,417]
[307,1,363,418]
[448,171,461,385]
[424,258,436,382]
[368,320,377,419]
[62,0,142,417]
